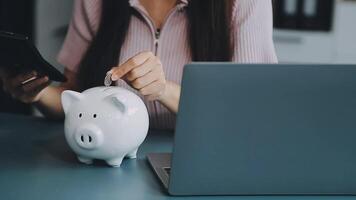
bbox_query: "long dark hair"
[77,0,234,91]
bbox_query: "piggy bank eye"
[79,113,83,118]
[93,114,97,118]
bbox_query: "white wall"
[33,0,73,115]
[34,0,74,72]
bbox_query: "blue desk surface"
[0,113,354,200]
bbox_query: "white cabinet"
[273,30,336,63]
[273,0,356,64]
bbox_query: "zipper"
[130,4,184,126]
[131,5,181,56]
[154,29,160,55]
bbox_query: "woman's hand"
[0,70,50,103]
[109,51,167,101]
[108,51,181,113]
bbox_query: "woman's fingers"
[106,51,167,101]
[125,60,155,81]
[17,71,37,83]
[2,71,36,94]
[21,76,49,93]
[7,71,37,89]
[29,79,50,96]
[11,76,47,98]
[0,70,50,103]
[131,69,161,89]
[8,75,49,103]
[20,80,51,103]
[110,52,153,80]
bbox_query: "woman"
[0,0,277,130]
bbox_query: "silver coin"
[104,73,112,86]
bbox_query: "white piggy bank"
[61,86,149,167]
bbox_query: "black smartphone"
[0,31,67,82]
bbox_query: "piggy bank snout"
[74,125,103,150]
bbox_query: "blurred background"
[0,0,356,115]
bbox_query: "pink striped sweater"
[58,0,278,130]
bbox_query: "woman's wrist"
[157,81,181,114]
[33,86,67,120]
[35,86,50,103]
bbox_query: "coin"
[104,72,112,86]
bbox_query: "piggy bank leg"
[126,149,138,159]
[77,156,93,165]
[106,157,124,167]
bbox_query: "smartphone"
[0,31,67,82]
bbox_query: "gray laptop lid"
[169,63,356,195]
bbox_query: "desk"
[0,113,353,200]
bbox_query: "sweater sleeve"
[232,0,278,63]
[57,0,101,72]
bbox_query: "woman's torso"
[58,0,278,130]
[118,0,190,130]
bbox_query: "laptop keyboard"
[163,167,171,176]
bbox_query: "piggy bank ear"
[106,94,127,114]
[61,90,83,114]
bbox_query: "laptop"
[147,63,356,196]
